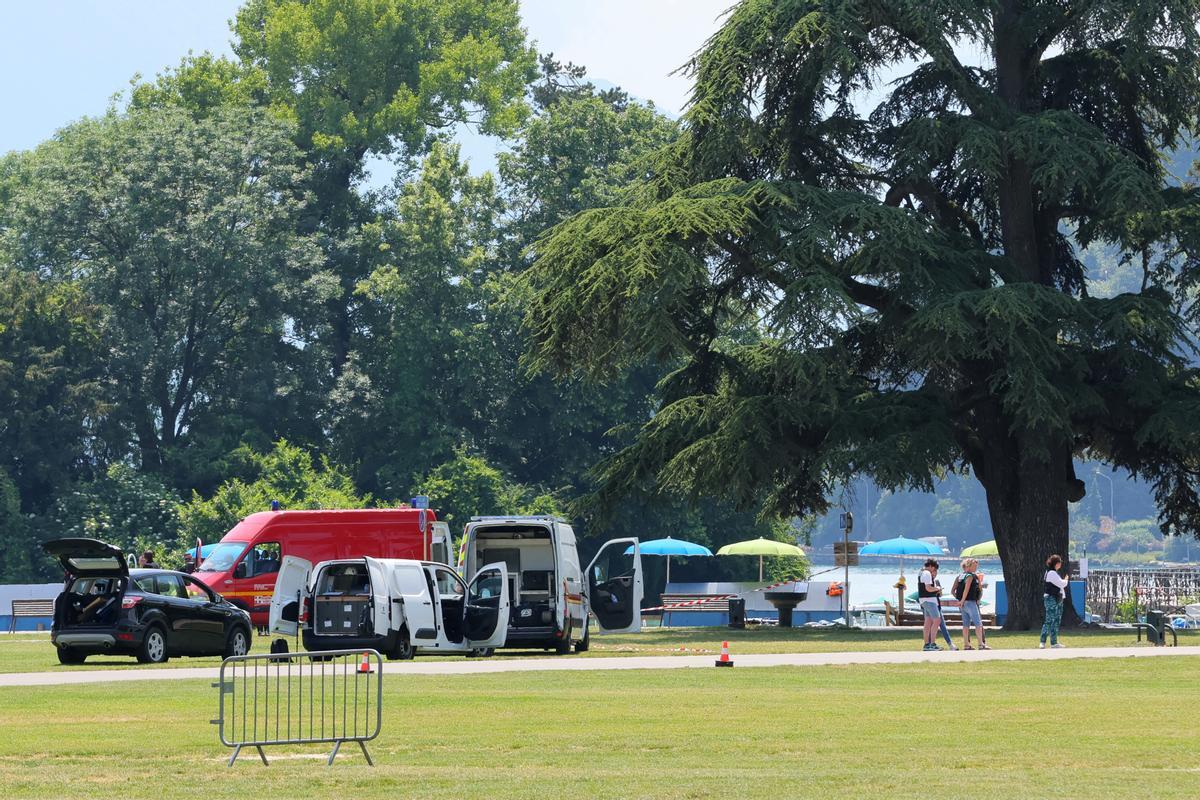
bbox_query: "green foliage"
[471,84,680,497]
[1113,591,1141,623]
[129,53,269,116]
[332,142,502,493]
[0,269,107,512]
[51,464,181,552]
[178,440,368,546]
[1,107,325,482]
[413,449,562,528]
[499,92,678,258]
[0,469,32,582]
[232,0,535,160]
[520,1,1200,627]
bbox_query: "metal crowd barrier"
[212,649,383,766]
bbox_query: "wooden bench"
[884,600,996,627]
[659,593,732,626]
[8,599,54,632]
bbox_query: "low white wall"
[0,583,61,609]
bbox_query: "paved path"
[2,645,1198,687]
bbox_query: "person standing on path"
[918,558,943,651]
[1040,554,1069,649]
[934,567,958,651]
[957,558,988,650]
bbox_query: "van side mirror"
[233,562,247,579]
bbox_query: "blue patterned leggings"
[1040,596,1063,645]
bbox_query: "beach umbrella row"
[627,534,999,585]
[625,536,806,583]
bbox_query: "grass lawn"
[0,657,1196,799]
[0,625,1194,673]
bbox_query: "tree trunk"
[976,435,1080,630]
[136,417,162,474]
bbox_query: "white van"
[458,516,643,653]
[269,557,510,658]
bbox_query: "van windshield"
[196,543,247,573]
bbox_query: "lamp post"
[840,512,854,628]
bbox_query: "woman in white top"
[1040,554,1069,648]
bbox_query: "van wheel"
[223,627,250,659]
[136,625,169,664]
[574,622,590,653]
[468,647,494,658]
[57,647,85,665]
[554,622,573,655]
[389,628,414,661]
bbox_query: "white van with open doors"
[459,516,643,653]
[269,557,509,658]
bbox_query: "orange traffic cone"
[715,640,734,667]
[358,652,372,674]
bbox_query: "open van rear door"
[430,521,451,565]
[464,561,510,649]
[364,557,392,635]
[586,538,643,634]
[269,555,312,637]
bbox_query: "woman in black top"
[1040,554,1069,648]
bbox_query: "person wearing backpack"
[954,558,988,650]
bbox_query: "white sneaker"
[950,644,958,651]
[1038,642,1045,649]
[1051,643,1066,649]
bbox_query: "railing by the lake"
[1086,568,1200,622]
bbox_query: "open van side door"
[269,555,312,637]
[464,561,510,649]
[364,557,392,635]
[585,538,643,634]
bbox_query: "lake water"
[809,563,998,607]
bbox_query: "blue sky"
[0,0,730,159]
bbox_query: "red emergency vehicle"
[192,508,449,626]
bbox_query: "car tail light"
[121,596,143,610]
[299,597,310,623]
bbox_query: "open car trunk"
[57,575,127,629]
[42,539,131,631]
[311,562,373,637]
[471,525,556,630]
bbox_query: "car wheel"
[554,622,573,655]
[468,647,494,658]
[575,621,590,653]
[57,647,85,665]
[223,627,250,659]
[136,625,169,664]
[389,627,414,661]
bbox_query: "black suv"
[44,538,253,665]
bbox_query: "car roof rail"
[468,515,567,524]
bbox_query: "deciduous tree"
[3,108,325,483]
[232,0,536,372]
[0,268,108,510]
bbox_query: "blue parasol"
[624,537,713,583]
